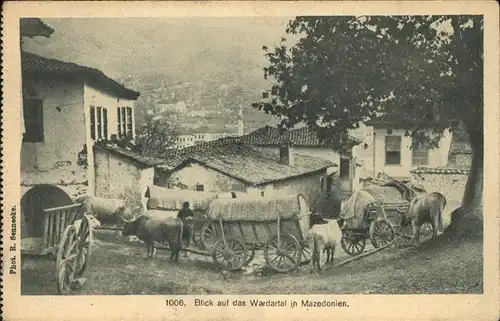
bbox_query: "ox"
[75,196,129,238]
[403,192,447,244]
[121,214,184,262]
[306,218,344,272]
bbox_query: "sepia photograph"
[2,1,499,320]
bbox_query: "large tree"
[252,15,483,235]
[134,115,179,157]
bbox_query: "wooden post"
[43,214,50,250]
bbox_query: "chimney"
[237,105,244,136]
[279,142,294,166]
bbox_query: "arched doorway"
[21,184,73,238]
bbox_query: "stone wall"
[165,163,245,193]
[273,170,327,214]
[94,149,154,208]
[411,169,469,224]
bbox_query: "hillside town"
[18,16,481,297]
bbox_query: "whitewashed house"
[20,51,144,238]
[156,138,337,213]
[366,120,453,180]
[21,51,141,198]
[239,126,363,197]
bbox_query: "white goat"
[307,218,343,272]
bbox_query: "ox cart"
[21,185,94,295]
[197,194,312,273]
[145,185,218,246]
[339,183,432,257]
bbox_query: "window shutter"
[103,108,108,139]
[121,107,126,137]
[23,99,44,142]
[117,107,121,137]
[126,107,133,139]
[97,107,102,139]
[90,106,96,140]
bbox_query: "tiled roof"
[21,51,140,100]
[410,166,470,175]
[161,138,336,186]
[239,126,361,149]
[94,140,166,168]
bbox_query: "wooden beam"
[333,241,393,268]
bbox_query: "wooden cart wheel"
[200,222,219,250]
[212,238,247,271]
[244,247,256,266]
[74,215,93,277]
[341,229,366,256]
[264,233,301,273]
[369,218,395,248]
[56,225,79,295]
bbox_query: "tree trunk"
[445,129,484,238]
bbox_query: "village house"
[365,120,453,181]
[20,51,144,237]
[93,140,165,210]
[239,126,364,198]
[156,137,337,213]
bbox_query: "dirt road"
[21,234,482,295]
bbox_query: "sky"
[22,17,295,81]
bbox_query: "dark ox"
[122,215,184,262]
[402,192,447,244]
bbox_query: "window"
[412,139,429,166]
[90,106,108,141]
[89,106,96,140]
[385,135,401,165]
[117,107,133,139]
[260,191,265,197]
[195,184,205,192]
[23,99,44,142]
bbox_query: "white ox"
[306,218,343,272]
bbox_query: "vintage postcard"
[2,1,499,320]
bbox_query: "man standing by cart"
[177,201,195,257]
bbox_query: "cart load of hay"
[205,194,310,246]
[145,185,217,212]
[340,180,426,229]
[74,195,127,224]
[206,194,308,222]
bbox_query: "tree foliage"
[134,116,178,158]
[253,15,483,153]
[253,16,484,224]
[254,16,485,233]
[20,18,55,39]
